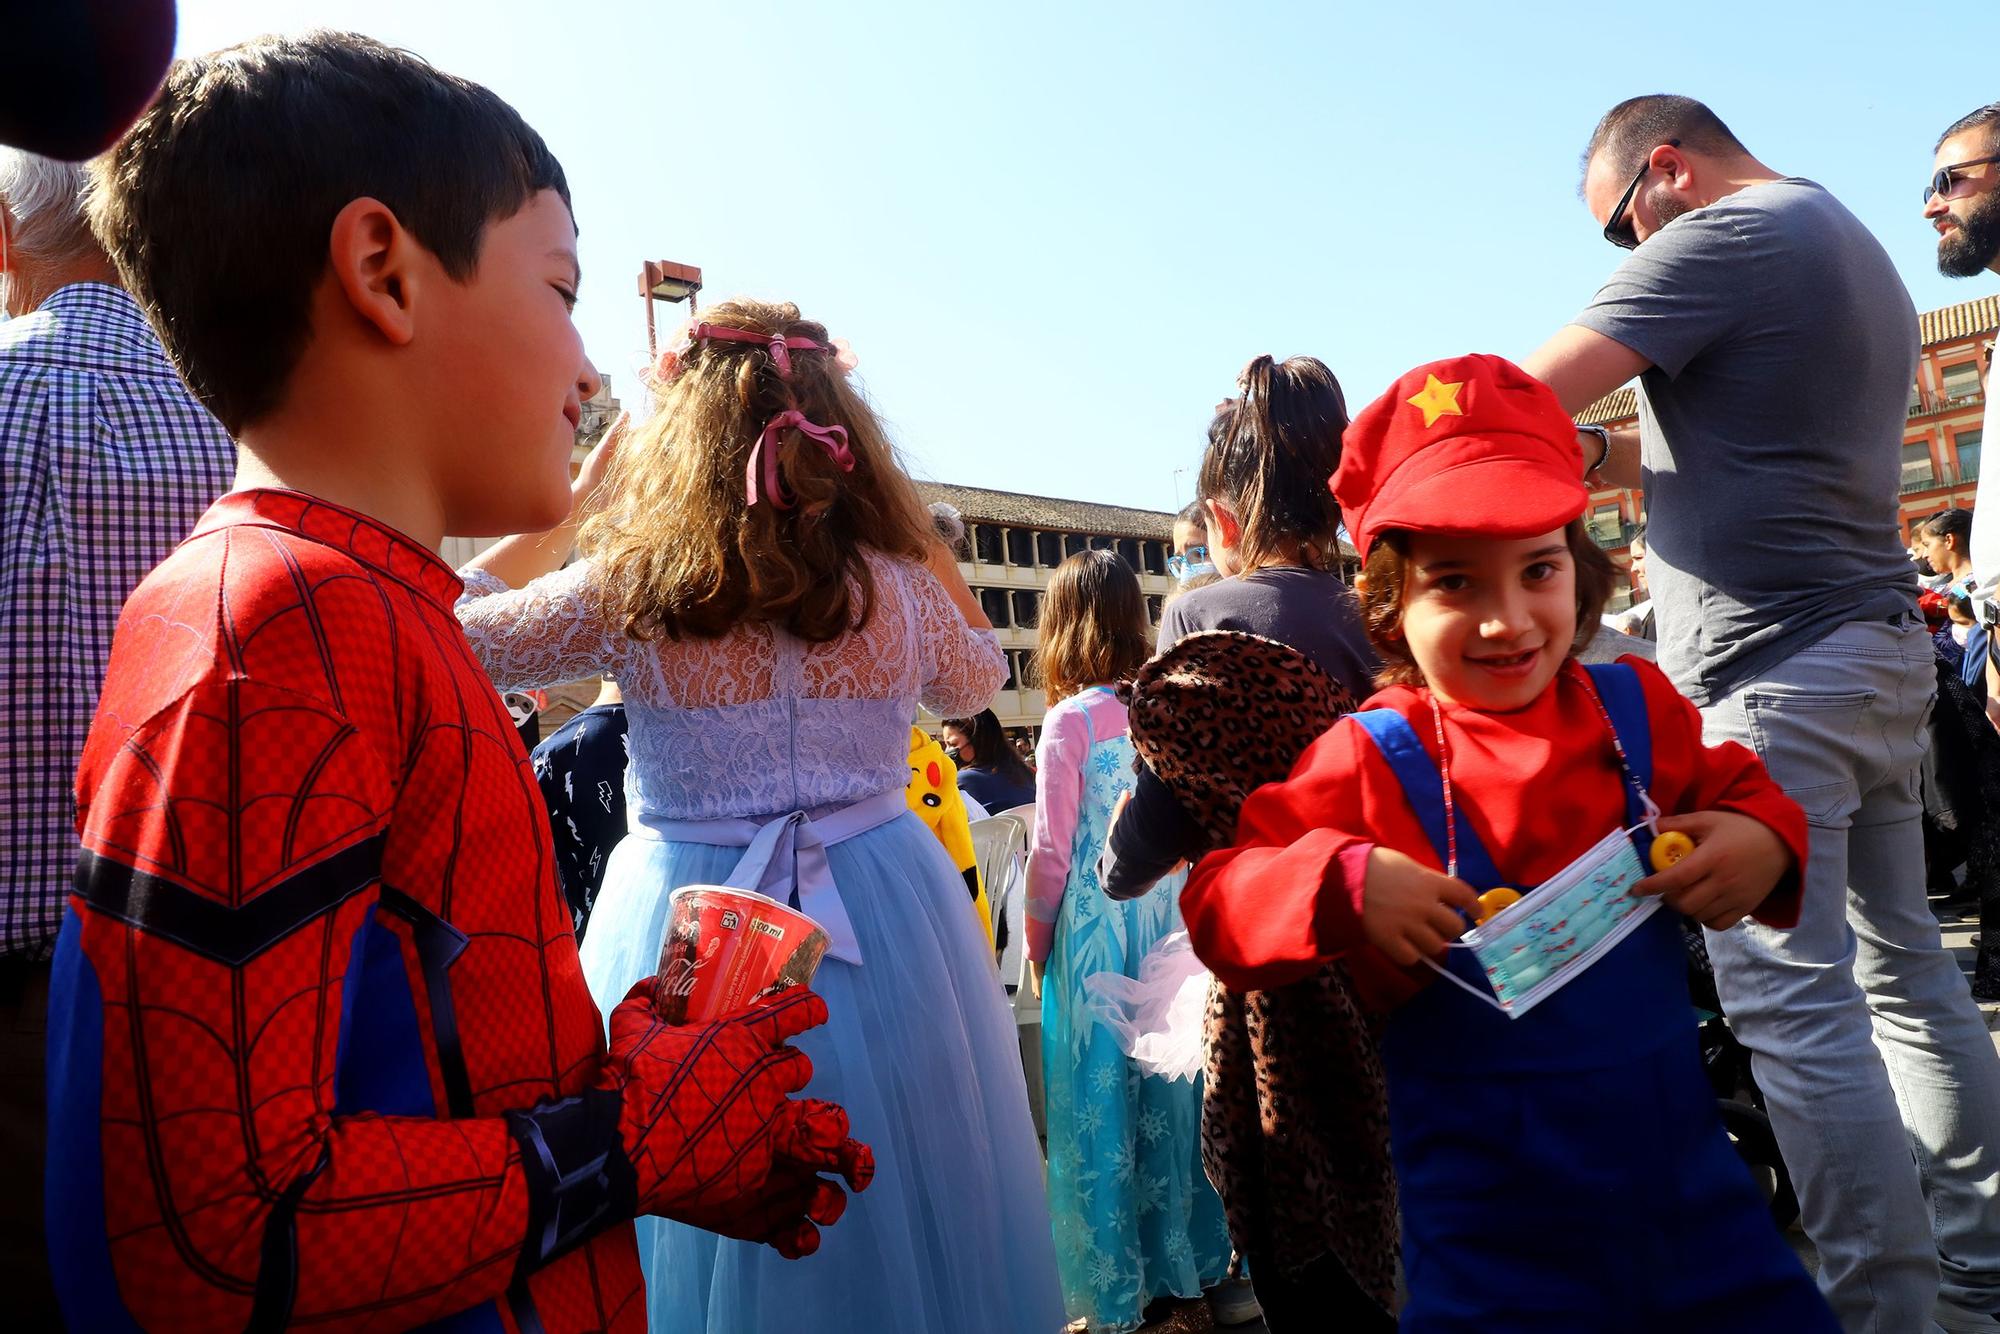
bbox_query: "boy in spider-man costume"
[45,32,870,1333]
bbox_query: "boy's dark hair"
[89,31,571,434]
[1938,102,2000,153]
[1198,355,1348,571]
[1581,95,1747,189]
[1359,519,1617,688]
[1176,498,1209,533]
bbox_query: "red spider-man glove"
[674,1074,878,1255]
[505,985,872,1273]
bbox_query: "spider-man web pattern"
[46,491,644,1333]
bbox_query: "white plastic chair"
[969,814,1026,965]
[969,803,1044,1143]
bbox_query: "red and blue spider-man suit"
[45,491,870,1333]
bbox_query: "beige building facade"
[916,482,1179,740]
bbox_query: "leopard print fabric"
[1125,632,1354,850]
[1201,967,1397,1301]
[1126,632,1397,1304]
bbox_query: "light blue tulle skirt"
[579,808,1066,1334]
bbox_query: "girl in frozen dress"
[456,301,1063,1334]
[1025,551,1232,1332]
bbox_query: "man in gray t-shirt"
[1574,177,1918,704]
[1526,95,2000,1332]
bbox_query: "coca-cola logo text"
[659,935,723,998]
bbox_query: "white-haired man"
[0,148,234,1322]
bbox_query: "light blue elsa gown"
[457,553,1063,1334]
[1030,688,1231,1332]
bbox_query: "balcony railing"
[1900,460,1982,494]
[1909,388,1984,418]
[1588,520,1638,549]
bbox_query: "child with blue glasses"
[1167,499,1217,586]
[1182,354,1836,1332]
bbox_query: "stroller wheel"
[1717,1098,1799,1229]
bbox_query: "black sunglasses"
[1603,139,1680,250]
[1925,155,2000,206]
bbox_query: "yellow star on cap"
[1407,375,1464,428]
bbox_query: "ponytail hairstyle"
[1923,507,1974,559]
[1198,355,1349,571]
[580,298,935,643]
[1032,550,1153,702]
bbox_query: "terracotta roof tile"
[1918,294,2000,346]
[1576,386,1638,426]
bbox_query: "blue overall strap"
[1348,709,1505,890]
[1581,662,1653,829]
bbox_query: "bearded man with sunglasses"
[1524,94,2000,1334]
[1930,104,2000,714]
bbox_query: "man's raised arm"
[1522,325,1652,490]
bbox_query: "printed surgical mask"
[1425,819,1662,1020]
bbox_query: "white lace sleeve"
[909,563,1006,717]
[453,559,632,691]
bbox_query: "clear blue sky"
[178,0,1994,513]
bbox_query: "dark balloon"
[0,0,176,160]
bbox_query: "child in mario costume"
[1182,355,1834,1332]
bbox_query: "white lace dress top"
[456,553,1005,822]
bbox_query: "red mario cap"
[1332,354,1589,558]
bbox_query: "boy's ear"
[1352,572,1368,597]
[327,196,418,347]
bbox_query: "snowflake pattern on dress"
[1038,689,1230,1332]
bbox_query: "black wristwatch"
[1576,423,1612,479]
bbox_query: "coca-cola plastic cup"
[655,886,832,1024]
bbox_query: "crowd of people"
[3,25,2000,1334]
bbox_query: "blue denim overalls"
[1351,663,1834,1333]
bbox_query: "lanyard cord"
[1424,668,1657,884]
[1573,670,1660,825]
[1427,694,1460,880]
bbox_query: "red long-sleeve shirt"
[48,492,642,1333]
[1182,658,1806,1003]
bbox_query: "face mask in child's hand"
[1426,826,1661,1019]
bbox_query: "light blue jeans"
[1702,617,2000,1334]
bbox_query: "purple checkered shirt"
[1,283,235,959]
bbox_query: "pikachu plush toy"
[905,726,992,942]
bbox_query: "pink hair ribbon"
[747,410,855,509]
[691,322,830,379]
